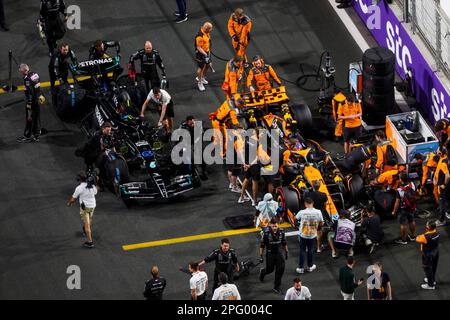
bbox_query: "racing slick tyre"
[276,187,300,227]
[290,104,313,135]
[54,83,88,122]
[105,157,130,195]
[116,74,147,112]
[349,174,366,205]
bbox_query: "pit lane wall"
[353,0,450,125]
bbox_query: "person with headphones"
[227,8,252,61]
[246,55,281,93]
[67,171,98,249]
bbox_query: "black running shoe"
[83,241,94,249]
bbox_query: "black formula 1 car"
[73,57,200,206]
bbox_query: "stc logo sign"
[432,88,449,121]
[356,1,413,75]
[386,21,412,75]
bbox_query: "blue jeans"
[176,0,187,18]
[299,237,316,268]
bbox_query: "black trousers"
[261,252,285,290]
[24,104,40,138]
[423,252,439,286]
[438,191,450,222]
[144,76,160,94]
[0,0,6,26]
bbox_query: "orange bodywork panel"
[234,86,289,108]
[302,165,338,217]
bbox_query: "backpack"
[385,144,398,166]
[400,183,417,211]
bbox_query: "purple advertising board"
[353,0,450,124]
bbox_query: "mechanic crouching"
[199,238,240,292]
[360,203,383,254]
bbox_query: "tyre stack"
[362,47,396,126]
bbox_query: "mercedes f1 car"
[73,55,200,206]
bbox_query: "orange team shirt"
[216,100,239,126]
[377,169,399,189]
[195,29,210,53]
[376,143,397,171]
[337,102,362,128]
[224,60,244,95]
[434,156,449,186]
[227,15,252,42]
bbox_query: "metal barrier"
[395,0,450,76]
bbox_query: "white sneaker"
[424,278,437,285]
[231,186,242,193]
[421,284,435,290]
[446,213,450,220]
[435,219,446,227]
[196,77,208,85]
[307,264,317,272]
[198,82,206,92]
[238,196,250,203]
[251,200,256,207]
[296,268,305,274]
[229,183,233,189]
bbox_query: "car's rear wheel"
[290,104,313,134]
[276,186,300,227]
[349,174,366,204]
[105,157,130,194]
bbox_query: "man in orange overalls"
[374,130,397,174]
[337,93,362,154]
[210,98,246,156]
[247,55,281,93]
[222,56,244,99]
[227,8,252,61]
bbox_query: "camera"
[78,169,98,189]
[86,169,98,189]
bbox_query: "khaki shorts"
[80,207,95,224]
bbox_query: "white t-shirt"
[284,286,312,300]
[72,183,97,208]
[295,207,324,239]
[190,271,208,296]
[147,89,171,105]
[212,284,241,300]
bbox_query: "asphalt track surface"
[1,0,450,300]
